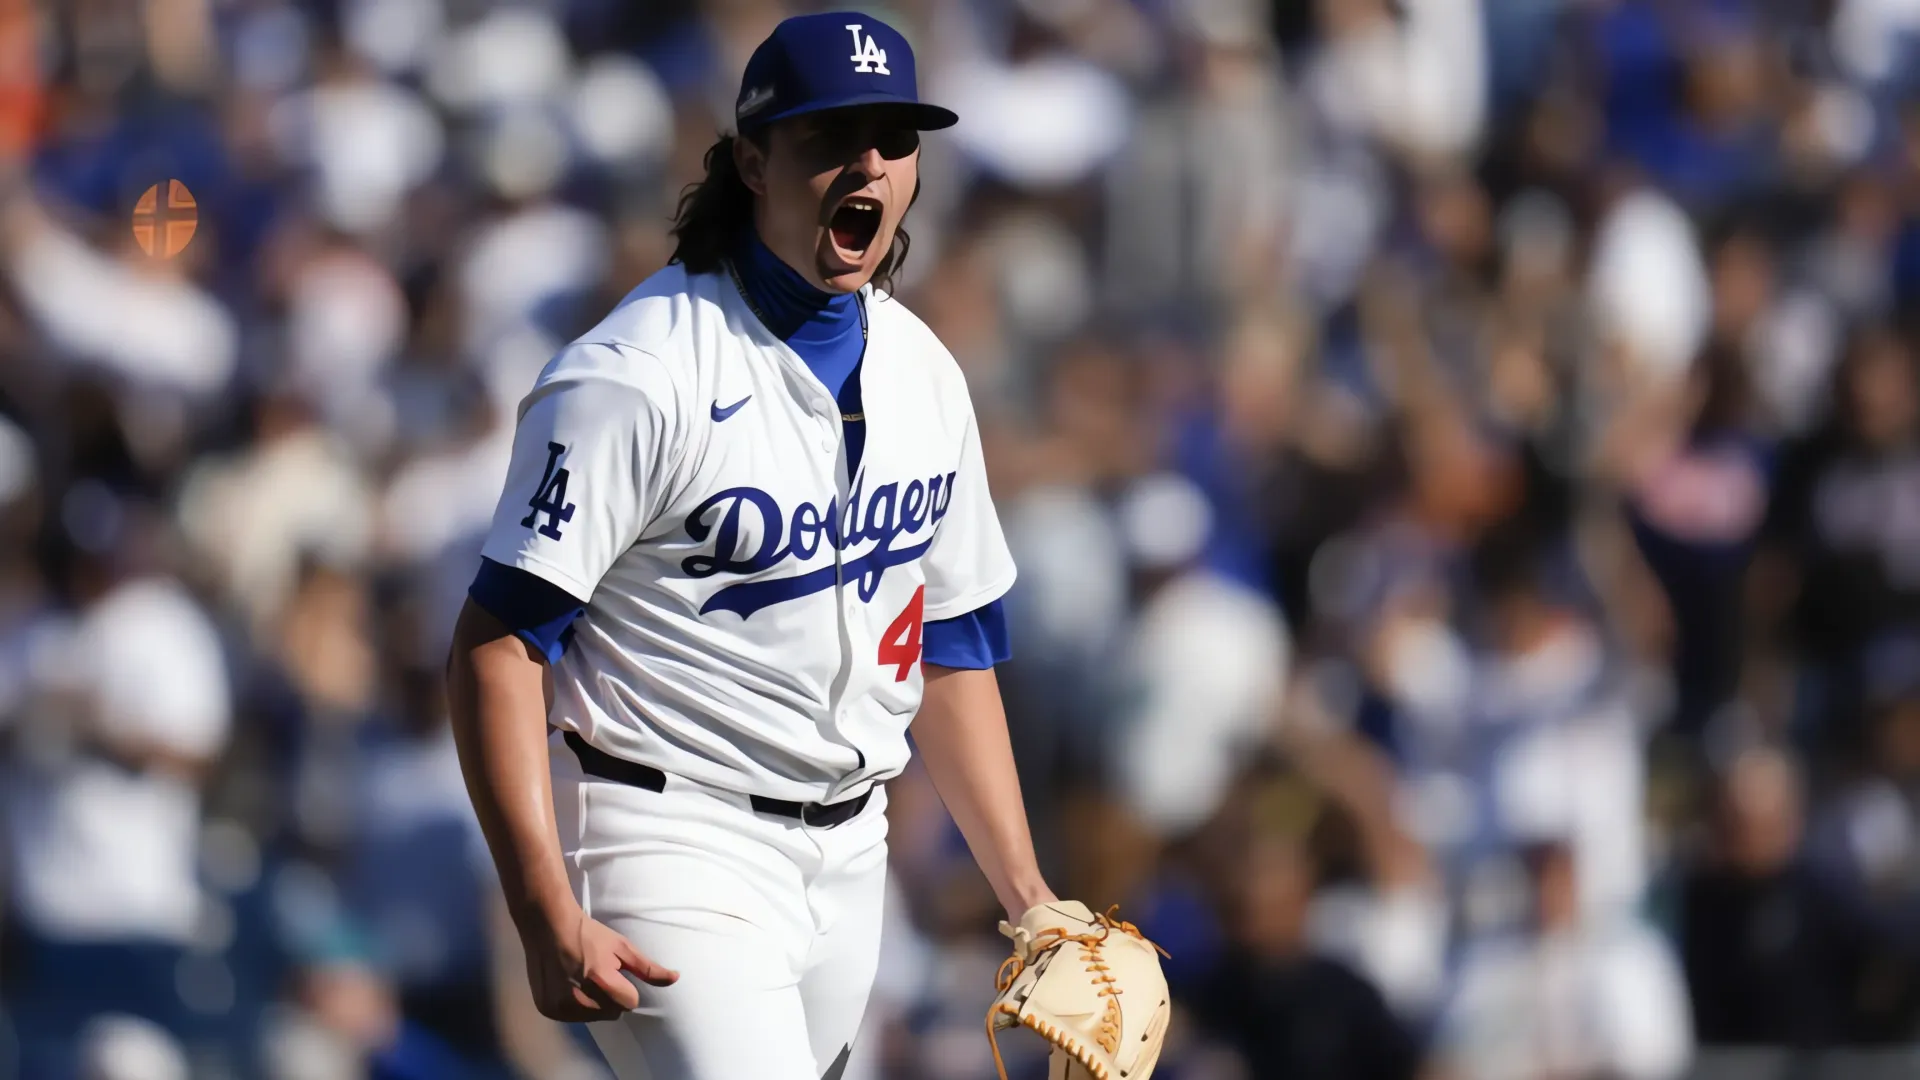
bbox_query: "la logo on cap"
[846,24,889,74]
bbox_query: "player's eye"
[795,122,918,168]
[795,130,855,169]
[875,128,919,161]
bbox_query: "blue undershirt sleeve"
[921,598,1012,670]
[467,557,587,665]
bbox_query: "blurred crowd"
[5,0,1920,1077]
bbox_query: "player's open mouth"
[829,197,883,255]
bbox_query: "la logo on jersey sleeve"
[521,441,577,540]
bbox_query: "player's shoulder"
[529,262,730,404]
[864,286,946,359]
[865,288,969,395]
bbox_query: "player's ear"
[734,133,769,197]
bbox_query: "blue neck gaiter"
[732,231,868,474]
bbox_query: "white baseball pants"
[549,732,889,1080]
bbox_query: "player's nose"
[851,145,887,185]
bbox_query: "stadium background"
[4,0,1920,1077]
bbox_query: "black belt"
[564,732,873,828]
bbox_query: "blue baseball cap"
[735,12,957,134]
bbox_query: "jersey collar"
[726,232,868,345]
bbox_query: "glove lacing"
[987,906,1171,1080]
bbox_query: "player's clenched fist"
[521,903,679,1023]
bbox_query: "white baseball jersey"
[480,262,1016,804]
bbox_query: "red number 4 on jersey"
[878,585,925,681]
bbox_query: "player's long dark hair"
[669,132,915,293]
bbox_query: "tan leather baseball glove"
[986,900,1171,1080]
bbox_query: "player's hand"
[522,902,679,1022]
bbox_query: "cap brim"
[744,93,958,132]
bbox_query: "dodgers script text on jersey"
[480,262,1017,806]
[686,466,958,617]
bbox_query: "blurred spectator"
[262,937,496,1080]
[1803,687,1920,1039]
[75,1014,189,1080]
[3,532,232,1077]
[1625,334,1771,741]
[4,203,237,398]
[1300,0,1487,164]
[1111,472,1290,838]
[1762,325,1920,760]
[1194,772,1423,1080]
[1676,743,1917,1046]
[1587,187,1711,388]
[1438,839,1693,1080]
[1103,0,1294,315]
[338,661,499,1068]
[271,45,444,241]
[933,0,1135,192]
[174,392,375,637]
[0,0,41,163]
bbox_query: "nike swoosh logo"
[711,395,751,422]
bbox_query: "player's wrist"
[507,881,584,936]
[998,878,1058,922]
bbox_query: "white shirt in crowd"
[1439,919,1695,1080]
[7,577,231,944]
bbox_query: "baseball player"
[446,13,1065,1078]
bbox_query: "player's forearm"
[447,599,577,929]
[911,664,1055,918]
